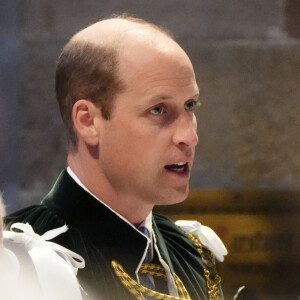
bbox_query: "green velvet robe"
[4,170,220,300]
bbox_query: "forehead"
[117,35,198,96]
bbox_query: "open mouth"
[164,162,188,174]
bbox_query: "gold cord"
[139,264,191,299]
[187,234,222,300]
[111,261,191,300]
[111,233,222,300]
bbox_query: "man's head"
[58,16,199,220]
[56,15,173,148]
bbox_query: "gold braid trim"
[139,264,167,278]
[139,264,190,299]
[187,233,222,300]
[111,261,191,300]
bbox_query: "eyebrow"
[191,93,200,101]
[147,93,200,106]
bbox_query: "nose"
[172,115,198,149]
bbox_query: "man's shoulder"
[153,212,197,250]
[4,203,61,234]
[153,212,178,233]
[153,212,178,230]
[4,204,42,225]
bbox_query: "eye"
[150,105,165,115]
[185,100,200,111]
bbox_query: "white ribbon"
[175,220,228,262]
[3,223,85,300]
[4,223,85,275]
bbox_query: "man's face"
[97,38,199,207]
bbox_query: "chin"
[155,185,189,206]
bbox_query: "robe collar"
[42,169,149,277]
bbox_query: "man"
[5,15,226,299]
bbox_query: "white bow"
[175,220,228,262]
[4,223,85,275]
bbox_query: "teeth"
[173,167,184,172]
[165,162,187,172]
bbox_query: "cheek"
[101,123,150,164]
[101,119,170,170]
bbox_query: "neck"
[67,152,153,225]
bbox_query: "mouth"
[164,162,189,175]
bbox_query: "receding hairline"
[69,17,175,54]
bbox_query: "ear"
[72,100,101,146]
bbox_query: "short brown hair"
[55,41,124,147]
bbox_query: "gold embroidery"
[187,233,222,300]
[111,261,191,300]
[139,264,191,299]
[111,232,223,299]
